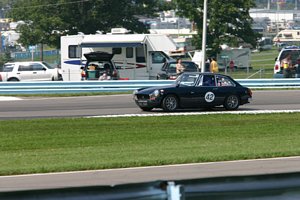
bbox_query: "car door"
[31,63,52,81]
[176,73,202,108]
[17,64,35,81]
[192,74,224,107]
[215,75,237,102]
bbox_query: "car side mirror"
[43,68,47,71]
[275,57,278,61]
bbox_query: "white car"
[274,46,300,75]
[0,61,62,81]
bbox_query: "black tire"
[224,95,240,110]
[140,107,153,111]
[8,78,19,82]
[162,95,178,112]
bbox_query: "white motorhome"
[61,31,177,81]
[273,29,300,44]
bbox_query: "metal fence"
[0,79,300,95]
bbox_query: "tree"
[7,0,167,49]
[174,0,260,57]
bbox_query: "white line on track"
[86,109,300,118]
[0,96,22,101]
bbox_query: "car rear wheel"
[224,95,240,110]
[162,95,178,112]
[140,107,153,111]
[8,78,19,82]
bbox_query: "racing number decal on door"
[205,92,215,102]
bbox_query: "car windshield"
[178,73,199,86]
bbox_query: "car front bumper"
[134,94,162,108]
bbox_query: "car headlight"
[149,89,160,100]
[133,89,138,95]
[153,89,159,97]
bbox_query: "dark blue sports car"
[133,72,252,111]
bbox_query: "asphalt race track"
[1,90,300,192]
[1,90,300,120]
[1,156,300,192]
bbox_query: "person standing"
[176,58,185,75]
[281,54,292,78]
[80,66,86,81]
[210,57,219,73]
[229,60,235,72]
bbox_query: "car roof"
[281,46,300,51]
[168,60,195,63]
[4,61,46,65]
[182,72,228,76]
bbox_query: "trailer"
[60,30,177,81]
[217,48,251,70]
[273,29,300,45]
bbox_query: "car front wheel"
[162,95,178,112]
[224,95,240,110]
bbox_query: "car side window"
[202,75,216,87]
[18,65,32,71]
[31,64,45,71]
[216,75,235,87]
[168,64,176,73]
[3,65,14,72]
[152,52,165,64]
[180,74,200,86]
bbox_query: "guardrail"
[0,79,300,94]
[1,172,300,200]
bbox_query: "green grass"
[1,113,300,176]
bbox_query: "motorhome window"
[284,33,293,38]
[112,48,122,54]
[68,45,80,58]
[152,52,165,63]
[126,47,133,58]
[136,46,145,63]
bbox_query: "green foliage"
[174,0,260,57]
[8,0,168,48]
[0,50,13,68]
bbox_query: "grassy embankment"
[1,113,300,175]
